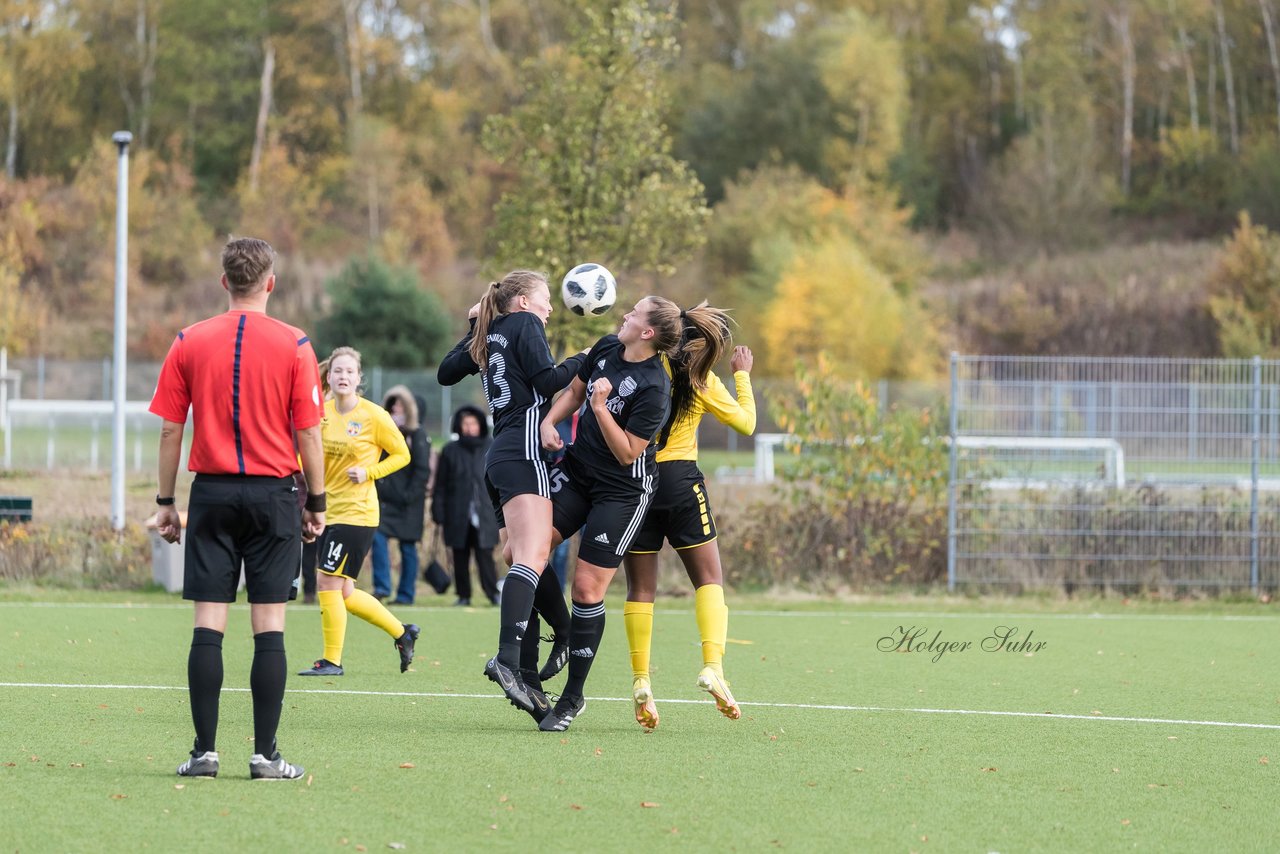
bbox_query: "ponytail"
[668,301,733,431]
[468,282,503,366]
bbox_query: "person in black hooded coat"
[431,404,500,605]
[371,386,432,604]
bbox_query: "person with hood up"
[432,404,501,607]
[371,385,432,605]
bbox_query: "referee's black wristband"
[304,493,327,513]
[155,495,175,506]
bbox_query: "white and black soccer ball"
[561,263,617,316]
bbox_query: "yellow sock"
[695,584,727,677]
[318,589,347,665]
[344,588,405,639]
[623,601,654,680]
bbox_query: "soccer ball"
[561,263,617,316]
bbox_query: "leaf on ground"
[174,784,184,790]
[1260,757,1269,765]
[306,774,314,786]
[1168,736,1178,741]
[641,802,660,808]
[983,767,997,772]
[69,763,83,768]
[356,845,367,852]
[388,844,406,850]
[110,794,127,800]
[398,763,415,769]
[594,748,602,756]
[499,794,508,803]
[1121,819,1131,826]
[569,804,583,810]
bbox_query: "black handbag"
[422,525,451,594]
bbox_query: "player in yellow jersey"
[621,302,755,729]
[299,347,420,676]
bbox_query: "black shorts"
[183,474,301,604]
[550,453,654,569]
[317,524,376,580]
[486,459,553,529]
[629,460,718,553]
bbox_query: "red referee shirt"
[149,310,323,477]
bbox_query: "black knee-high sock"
[250,631,287,757]
[561,600,606,703]
[187,627,224,753]
[498,564,539,667]
[533,564,571,637]
[519,612,542,689]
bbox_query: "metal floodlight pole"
[110,131,132,531]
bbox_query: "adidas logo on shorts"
[593,532,610,545]
[515,620,528,630]
[570,647,595,658]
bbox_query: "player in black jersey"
[437,271,584,721]
[532,295,686,732]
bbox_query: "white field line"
[0,601,1276,622]
[1,681,1277,731]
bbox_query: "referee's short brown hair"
[221,237,276,296]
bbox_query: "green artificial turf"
[1,593,1276,852]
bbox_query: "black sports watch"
[156,495,176,506]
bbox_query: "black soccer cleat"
[483,656,536,714]
[395,624,421,673]
[298,658,344,677]
[537,633,570,682]
[538,694,586,732]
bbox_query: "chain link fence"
[947,355,1280,593]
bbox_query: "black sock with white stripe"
[497,564,539,668]
[519,611,542,689]
[534,562,571,637]
[561,600,606,703]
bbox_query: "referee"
[150,237,326,780]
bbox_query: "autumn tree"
[483,0,709,351]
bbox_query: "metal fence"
[0,357,811,474]
[947,355,1280,592]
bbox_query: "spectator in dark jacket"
[432,404,500,606]
[372,386,431,604]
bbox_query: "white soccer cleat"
[696,666,741,720]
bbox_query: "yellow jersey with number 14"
[320,397,410,526]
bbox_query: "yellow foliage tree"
[761,237,935,381]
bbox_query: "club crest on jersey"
[346,421,361,436]
[618,376,637,397]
